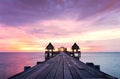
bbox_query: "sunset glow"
[0,0,120,52]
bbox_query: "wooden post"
[95,65,100,70]
[86,62,94,67]
[24,66,31,71]
[37,61,44,65]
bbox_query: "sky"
[0,0,120,52]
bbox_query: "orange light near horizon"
[0,44,44,52]
[0,45,103,52]
[81,46,103,52]
[58,47,65,52]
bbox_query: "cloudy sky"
[0,0,120,52]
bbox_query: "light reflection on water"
[81,52,120,79]
[0,53,44,79]
[0,52,120,79]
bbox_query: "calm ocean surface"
[0,52,120,79]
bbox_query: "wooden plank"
[63,55,73,79]
[44,56,61,79]
[54,54,64,79]
[64,53,82,79]
[35,55,61,79]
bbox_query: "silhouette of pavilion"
[45,42,54,52]
[45,42,81,60]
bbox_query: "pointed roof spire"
[72,43,80,50]
[46,42,54,50]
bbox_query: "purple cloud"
[0,0,120,26]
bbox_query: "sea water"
[0,52,120,79]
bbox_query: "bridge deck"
[9,52,117,79]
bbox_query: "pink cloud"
[0,0,120,52]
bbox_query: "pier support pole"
[24,66,31,71]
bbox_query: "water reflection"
[0,53,44,79]
[81,52,120,79]
[0,52,120,79]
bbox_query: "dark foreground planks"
[9,52,117,79]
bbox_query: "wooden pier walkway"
[9,52,117,79]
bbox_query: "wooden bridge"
[9,43,117,79]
